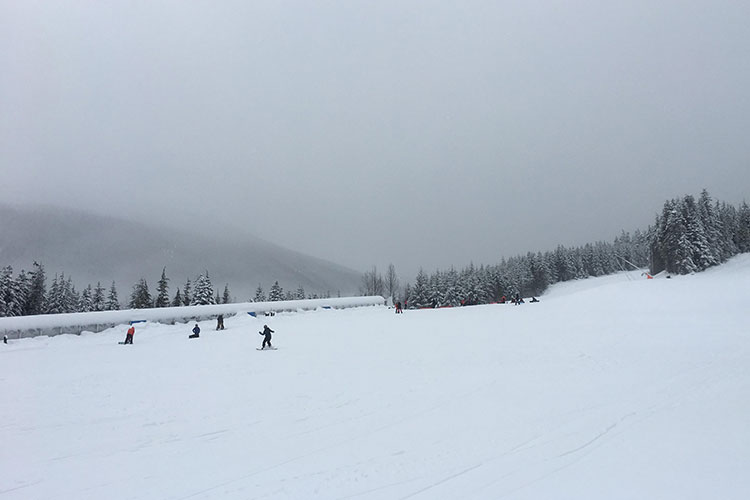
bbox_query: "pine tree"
[254,284,266,302]
[0,267,27,317]
[172,289,183,307]
[295,285,305,300]
[106,281,120,311]
[92,282,106,312]
[63,276,79,313]
[0,266,13,317]
[129,279,153,309]
[222,284,231,304]
[683,194,716,272]
[737,202,750,253]
[402,282,411,307]
[154,268,170,308]
[46,274,62,314]
[79,284,94,312]
[698,189,722,264]
[191,272,215,305]
[268,281,284,301]
[24,261,46,316]
[13,269,30,317]
[46,273,76,314]
[408,269,430,309]
[182,279,192,306]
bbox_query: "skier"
[216,314,224,330]
[3,335,7,344]
[258,324,274,349]
[123,325,135,344]
[395,301,403,314]
[530,296,540,303]
[189,323,200,339]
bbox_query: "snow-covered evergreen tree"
[154,268,170,308]
[13,269,30,316]
[295,285,305,300]
[79,284,94,312]
[254,284,265,302]
[92,282,106,312]
[408,269,430,309]
[191,272,215,305]
[0,266,13,317]
[129,279,152,309]
[24,261,46,316]
[222,284,231,304]
[47,274,75,314]
[172,289,183,307]
[737,201,750,253]
[182,279,192,306]
[268,281,284,302]
[106,281,120,311]
[45,274,62,314]
[63,276,78,313]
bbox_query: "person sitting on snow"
[189,323,200,339]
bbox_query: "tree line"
[0,262,331,317]
[649,190,750,275]
[2,190,747,318]
[363,190,749,309]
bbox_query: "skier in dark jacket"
[216,315,224,330]
[259,324,274,349]
[189,323,200,339]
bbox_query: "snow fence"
[0,296,386,339]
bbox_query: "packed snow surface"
[2,256,750,499]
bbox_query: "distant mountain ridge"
[0,204,362,301]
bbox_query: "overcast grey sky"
[2,0,749,278]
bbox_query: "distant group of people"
[498,293,539,305]
[120,315,276,350]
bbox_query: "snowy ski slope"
[2,255,749,499]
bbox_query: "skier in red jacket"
[123,325,135,344]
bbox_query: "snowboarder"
[530,296,540,303]
[395,301,403,314]
[259,324,274,349]
[3,335,7,344]
[122,325,135,344]
[216,314,224,330]
[189,323,200,339]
